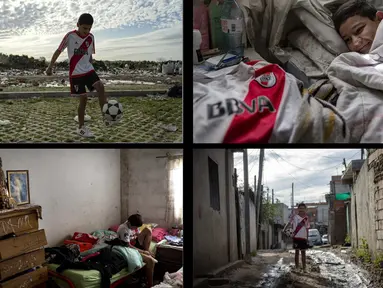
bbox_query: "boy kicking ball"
[46,13,109,138]
[283,202,310,271]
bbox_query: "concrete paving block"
[0,90,167,100]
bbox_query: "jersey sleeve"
[116,225,126,241]
[58,33,70,52]
[92,34,96,54]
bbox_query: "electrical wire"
[270,150,360,173]
[268,152,316,190]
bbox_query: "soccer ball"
[102,99,123,122]
[284,228,294,238]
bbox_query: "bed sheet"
[47,264,134,288]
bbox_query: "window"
[208,157,220,211]
[166,156,183,225]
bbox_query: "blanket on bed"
[327,21,383,142]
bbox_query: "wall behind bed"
[0,149,121,246]
[120,149,182,228]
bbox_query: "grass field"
[0,95,182,143]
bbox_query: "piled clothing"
[46,245,127,288]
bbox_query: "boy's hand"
[46,66,53,76]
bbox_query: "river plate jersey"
[58,30,96,78]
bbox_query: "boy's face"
[298,206,306,214]
[77,23,92,37]
[339,12,383,54]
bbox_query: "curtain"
[165,156,183,227]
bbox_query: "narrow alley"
[193,149,383,288]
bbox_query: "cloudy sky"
[234,149,362,207]
[0,0,182,61]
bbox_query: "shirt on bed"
[117,222,137,244]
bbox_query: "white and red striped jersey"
[193,61,350,143]
[58,30,95,78]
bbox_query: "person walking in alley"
[283,202,310,271]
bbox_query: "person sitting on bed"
[333,0,383,54]
[117,213,156,287]
[117,213,153,254]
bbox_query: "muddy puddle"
[256,250,370,288]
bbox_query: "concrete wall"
[239,193,257,254]
[120,149,182,228]
[369,150,383,251]
[317,204,329,225]
[0,149,121,246]
[193,149,237,278]
[353,155,376,254]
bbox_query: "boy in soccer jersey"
[46,13,108,138]
[284,202,310,271]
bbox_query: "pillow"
[139,223,158,232]
[288,29,336,73]
[108,225,120,233]
[152,227,168,243]
[293,7,348,55]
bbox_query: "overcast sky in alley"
[234,149,362,208]
[0,0,182,61]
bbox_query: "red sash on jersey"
[223,61,286,143]
[293,217,307,237]
[69,36,93,77]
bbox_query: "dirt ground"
[220,248,371,288]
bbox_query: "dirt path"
[221,248,371,288]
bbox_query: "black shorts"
[134,240,144,250]
[70,70,100,95]
[293,238,308,250]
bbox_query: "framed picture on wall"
[6,170,30,205]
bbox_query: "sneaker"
[77,126,94,138]
[74,115,91,122]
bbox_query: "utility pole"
[256,149,265,250]
[292,183,294,209]
[243,149,250,259]
[272,189,274,205]
[343,158,347,171]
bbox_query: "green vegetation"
[345,234,351,245]
[374,252,383,268]
[355,238,371,263]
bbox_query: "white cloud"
[234,149,362,207]
[0,0,182,61]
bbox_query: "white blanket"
[327,21,383,143]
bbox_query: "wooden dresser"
[0,205,48,288]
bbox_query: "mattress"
[48,264,134,288]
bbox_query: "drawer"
[0,230,47,261]
[0,212,39,237]
[0,266,47,288]
[0,249,45,281]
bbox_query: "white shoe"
[77,126,94,138]
[74,115,91,122]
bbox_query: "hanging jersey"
[58,30,95,78]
